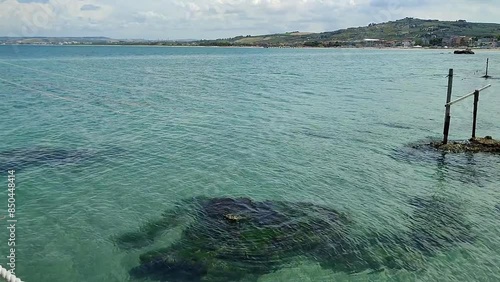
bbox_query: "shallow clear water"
[0,46,500,281]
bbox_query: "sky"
[0,0,499,40]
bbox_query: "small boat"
[454,48,474,54]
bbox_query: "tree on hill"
[303,41,322,47]
[325,41,342,47]
[199,41,232,47]
[430,38,443,46]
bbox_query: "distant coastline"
[1,44,499,52]
[2,17,500,49]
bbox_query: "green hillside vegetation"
[192,18,500,47]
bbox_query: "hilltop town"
[189,18,500,49]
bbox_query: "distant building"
[420,37,430,46]
[477,38,493,46]
[448,36,470,47]
[460,36,470,46]
[363,38,382,47]
[384,41,397,47]
[402,40,413,48]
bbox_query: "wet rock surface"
[429,137,500,153]
[117,196,474,282]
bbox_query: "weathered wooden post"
[486,58,489,77]
[443,69,453,144]
[472,90,479,138]
[483,58,491,78]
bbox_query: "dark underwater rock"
[408,196,474,254]
[118,197,354,281]
[0,146,122,172]
[129,255,208,282]
[0,147,85,171]
[117,196,474,282]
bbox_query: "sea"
[0,45,500,281]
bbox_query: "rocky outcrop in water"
[430,137,500,153]
[116,196,474,282]
[454,49,475,54]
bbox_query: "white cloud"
[0,0,113,36]
[0,0,499,39]
[135,11,169,22]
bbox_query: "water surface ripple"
[0,46,499,281]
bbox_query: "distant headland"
[1,18,499,49]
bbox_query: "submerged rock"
[117,196,474,281]
[408,196,474,254]
[0,146,122,172]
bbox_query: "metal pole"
[472,90,479,139]
[443,69,453,144]
[446,84,491,106]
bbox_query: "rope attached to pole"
[0,266,22,282]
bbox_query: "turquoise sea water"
[0,46,500,281]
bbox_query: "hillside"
[194,18,500,47]
[2,18,499,48]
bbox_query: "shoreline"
[2,44,500,52]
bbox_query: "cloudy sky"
[0,0,499,39]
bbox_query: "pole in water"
[482,58,491,78]
[472,90,479,139]
[443,69,453,144]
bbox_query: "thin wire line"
[2,77,191,165]
[0,77,76,102]
[0,77,132,116]
[0,60,133,90]
[0,60,179,106]
[0,60,166,111]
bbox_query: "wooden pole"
[443,69,453,144]
[472,90,479,139]
[486,58,489,77]
[483,58,491,78]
